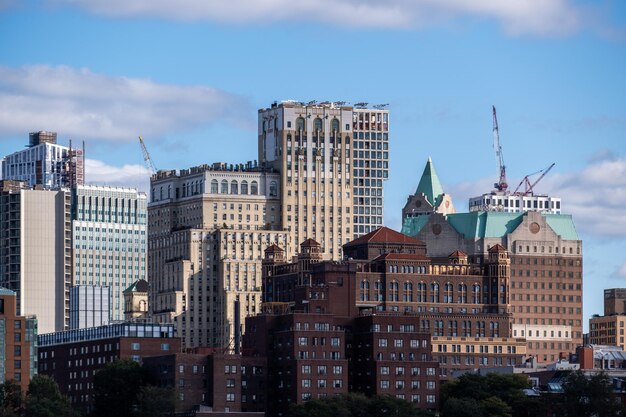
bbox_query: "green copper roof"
[415,157,444,207]
[123,279,148,293]
[447,212,523,238]
[401,215,431,236]
[402,211,579,241]
[544,214,579,240]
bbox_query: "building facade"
[0,180,71,333]
[0,287,38,392]
[37,322,179,411]
[69,285,111,329]
[148,164,292,349]
[402,159,583,363]
[468,192,561,214]
[71,185,147,321]
[1,131,84,189]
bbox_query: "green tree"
[557,370,624,417]
[92,359,154,417]
[23,375,76,417]
[0,380,23,417]
[289,393,433,417]
[136,385,175,417]
[442,397,483,417]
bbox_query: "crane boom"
[138,136,157,174]
[492,106,508,192]
[513,163,556,196]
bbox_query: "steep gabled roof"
[344,226,425,247]
[265,244,284,253]
[488,244,507,253]
[123,279,149,294]
[300,238,320,247]
[415,157,444,207]
[449,250,467,257]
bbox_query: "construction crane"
[513,163,555,196]
[138,136,157,175]
[492,106,508,192]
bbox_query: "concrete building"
[0,180,71,333]
[0,287,38,392]
[468,192,561,214]
[37,322,179,411]
[402,159,583,363]
[148,164,292,349]
[258,101,354,259]
[123,279,149,321]
[350,106,390,237]
[71,185,147,321]
[69,285,111,329]
[1,131,84,189]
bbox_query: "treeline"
[0,360,175,417]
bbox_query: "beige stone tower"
[123,279,149,321]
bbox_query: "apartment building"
[149,164,291,349]
[71,185,147,321]
[0,180,71,333]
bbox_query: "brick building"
[0,287,37,392]
[37,322,180,412]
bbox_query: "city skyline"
[1,1,625,330]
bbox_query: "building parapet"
[38,322,175,346]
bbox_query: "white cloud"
[49,0,581,36]
[0,65,251,142]
[85,159,151,192]
[448,154,626,238]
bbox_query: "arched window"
[472,284,481,304]
[296,117,305,131]
[360,280,370,301]
[417,282,426,302]
[389,281,399,302]
[211,180,218,194]
[462,320,472,337]
[444,282,453,303]
[269,181,277,197]
[231,180,238,194]
[458,283,467,303]
[375,281,383,301]
[476,321,485,337]
[331,118,339,133]
[403,282,413,302]
[241,180,248,195]
[221,180,228,194]
[251,181,258,195]
[430,283,439,303]
[314,118,323,132]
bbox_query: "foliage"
[23,375,77,417]
[93,359,175,417]
[289,393,434,417]
[0,380,23,417]
[555,370,624,417]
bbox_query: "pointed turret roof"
[123,279,148,294]
[415,157,444,207]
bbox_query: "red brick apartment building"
[37,322,180,412]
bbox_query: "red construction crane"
[513,163,555,196]
[492,106,508,192]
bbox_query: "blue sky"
[1,0,625,330]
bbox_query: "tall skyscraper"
[71,185,147,321]
[350,106,390,237]
[402,159,583,363]
[258,101,391,257]
[0,180,71,333]
[1,131,84,189]
[149,165,291,348]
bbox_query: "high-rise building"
[1,131,84,189]
[71,185,147,321]
[350,106,390,237]
[0,287,38,391]
[258,101,354,259]
[402,159,583,363]
[69,285,111,329]
[148,165,291,349]
[258,101,390,256]
[0,180,71,333]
